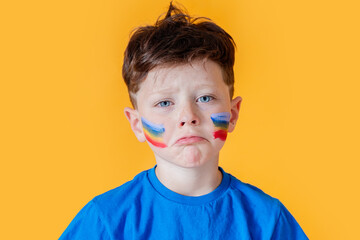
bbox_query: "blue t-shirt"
[59,166,308,239]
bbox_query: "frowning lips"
[175,136,207,145]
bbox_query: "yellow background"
[1,0,359,239]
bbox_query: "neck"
[155,159,222,197]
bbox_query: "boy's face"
[125,59,241,169]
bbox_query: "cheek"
[210,112,231,141]
[141,117,167,148]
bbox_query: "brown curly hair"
[122,2,236,108]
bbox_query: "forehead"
[139,59,226,93]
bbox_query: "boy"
[60,3,308,239]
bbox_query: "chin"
[153,144,220,169]
[178,149,218,169]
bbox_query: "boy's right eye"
[156,100,172,107]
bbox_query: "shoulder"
[222,172,282,227]
[92,168,150,208]
[224,172,308,239]
[59,169,152,239]
[227,173,281,209]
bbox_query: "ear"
[228,96,242,133]
[124,107,146,142]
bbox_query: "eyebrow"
[147,88,177,98]
[151,83,217,93]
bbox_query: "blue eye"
[157,101,172,107]
[198,96,213,103]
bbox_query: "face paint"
[211,112,231,141]
[141,117,167,148]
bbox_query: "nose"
[178,104,200,127]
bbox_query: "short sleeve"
[270,201,309,240]
[59,200,111,240]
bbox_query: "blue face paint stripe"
[210,112,231,122]
[141,117,165,137]
[211,112,231,129]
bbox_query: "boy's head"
[123,3,242,168]
[122,2,236,109]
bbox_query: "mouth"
[175,136,207,145]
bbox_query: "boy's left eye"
[197,96,214,103]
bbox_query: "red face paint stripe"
[144,132,167,148]
[213,130,228,141]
